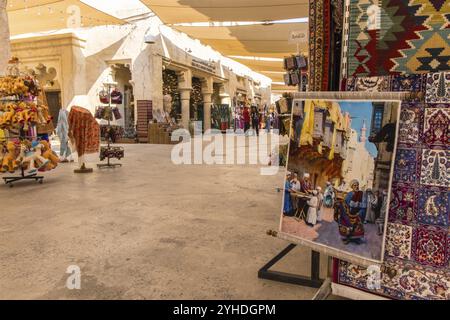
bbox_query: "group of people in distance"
[283,172,324,227]
[234,105,279,136]
[283,173,389,245]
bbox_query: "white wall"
[10,14,272,123]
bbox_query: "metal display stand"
[3,165,44,188]
[2,131,46,187]
[97,82,122,169]
[258,231,324,288]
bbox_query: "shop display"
[283,55,308,89]
[99,146,124,161]
[335,72,450,300]
[191,77,204,122]
[95,105,122,122]
[149,109,182,144]
[100,125,124,143]
[0,60,58,186]
[163,69,181,120]
[345,0,450,78]
[309,0,343,91]
[110,89,123,105]
[211,104,231,131]
[68,105,100,173]
[280,99,401,264]
[97,83,123,169]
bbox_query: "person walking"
[251,107,260,136]
[56,107,73,163]
[243,106,250,133]
[265,112,272,133]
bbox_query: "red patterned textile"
[68,106,100,157]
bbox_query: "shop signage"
[192,58,217,74]
[288,30,308,44]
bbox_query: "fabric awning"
[175,23,308,58]
[7,0,125,36]
[140,0,309,23]
[141,0,309,86]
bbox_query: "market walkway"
[0,143,331,299]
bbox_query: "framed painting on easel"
[278,93,404,266]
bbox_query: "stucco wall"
[10,15,272,124]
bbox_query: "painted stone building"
[9,12,271,133]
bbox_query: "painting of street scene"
[280,99,400,262]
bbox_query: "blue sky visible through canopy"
[339,101,378,158]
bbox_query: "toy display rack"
[3,162,44,188]
[97,82,122,169]
[1,129,44,188]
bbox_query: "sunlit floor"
[1,142,339,300]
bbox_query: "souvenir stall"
[283,54,308,92]
[333,0,450,300]
[275,93,294,136]
[261,0,449,301]
[95,81,124,169]
[163,69,181,123]
[259,0,450,300]
[190,77,204,124]
[68,106,100,174]
[233,91,248,131]
[148,108,182,145]
[0,58,59,187]
[211,83,231,132]
[211,104,232,132]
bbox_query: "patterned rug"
[337,72,450,300]
[309,0,334,91]
[346,0,450,78]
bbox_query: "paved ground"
[0,142,335,300]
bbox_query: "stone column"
[178,70,192,129]
[201,77,214,131]
[179,88,191,129]
[0,0,10,75]
[202,93,213,131]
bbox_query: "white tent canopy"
[141,0,309,91]
[141,0,309,23]
[7,0,125,35]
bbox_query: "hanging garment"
[295,55,307,69]
[95,106,106,120]
[284,73,292,86]
[112,107,122,120]
[291,72,300,86]
[68,106,100,157]
[99,89,109,104]
[111,89,123,104]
